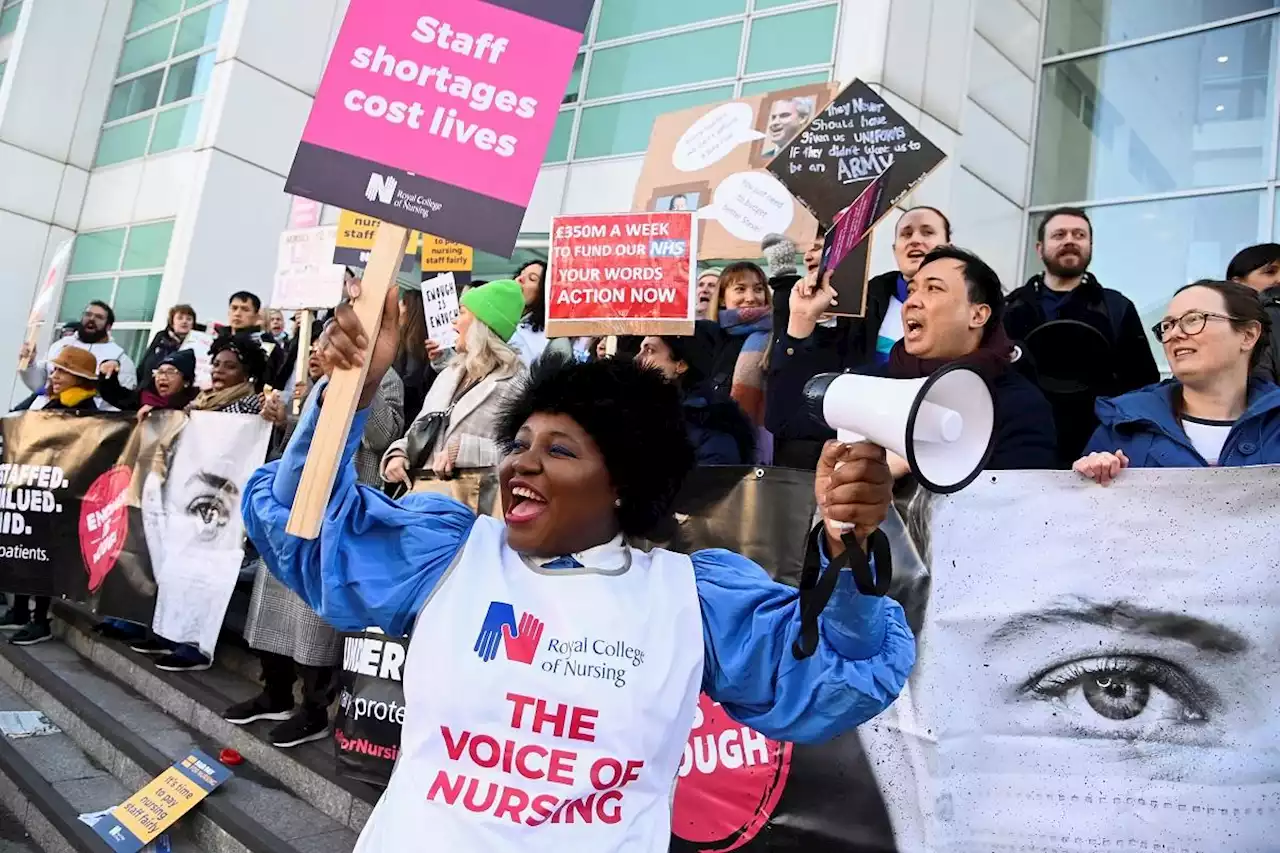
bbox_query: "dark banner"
[334,629,409,786]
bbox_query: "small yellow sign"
[421,234,474,272]
[93,750,231,852]
[334,210,420,269]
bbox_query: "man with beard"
[1004,207,1158,466]
[18,300,137,409]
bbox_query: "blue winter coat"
[1084,378,1280,467]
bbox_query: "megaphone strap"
[791,525,893,660]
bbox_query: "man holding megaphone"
[771,245,1059,478]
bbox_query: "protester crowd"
[4,208,1280,759]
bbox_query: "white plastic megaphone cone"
[802,363,996,493]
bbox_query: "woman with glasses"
[1074,280,1280,484]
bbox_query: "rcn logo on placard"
[474,601,544,665]
[365,172,397,205]
[649,239,688,258]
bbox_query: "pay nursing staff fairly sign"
[286,0,593,258]
[546,212,697,338]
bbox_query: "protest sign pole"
[291,310,314,416]
[286,223,410,539]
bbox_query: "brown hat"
[50,346,98,381]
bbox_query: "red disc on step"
[218,748,243,766]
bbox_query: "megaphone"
[802,364,996,494]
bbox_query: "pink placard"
[300,0,583,209]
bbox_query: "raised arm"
[695,549,913,743]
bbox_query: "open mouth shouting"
[904,316,925,342]
[505,478,549,525]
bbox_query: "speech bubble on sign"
[697,172,795,242]
[673,103,766,172]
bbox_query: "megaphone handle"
[827,430,868,532]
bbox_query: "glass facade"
[95,0,226,167]
[61,221,176,364]
[548,0,840,163]
[1030,2,1280,363]
[0,0,20,38]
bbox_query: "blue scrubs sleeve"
[693,548,915,744]
[242,383,477,635]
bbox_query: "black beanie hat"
[159,348,197,384]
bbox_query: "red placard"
[546,211,697,337]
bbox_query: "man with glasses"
[17,300,137,411]
[1003,207,1159,466]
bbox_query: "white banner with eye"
[860,468,1280,853]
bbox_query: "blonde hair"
[461,316,521,382]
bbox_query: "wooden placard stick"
[291,309,314,416]
[286,223,410,539]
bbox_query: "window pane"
[148,101,202,153]
[110,329,152,367]
[112,274,164,322]
[95,117,152,166]
[162,52,214,103]
[58,279,116,324]
[1045,0,1280,57]
[1031,19,1277,205]
[575,85,735,157]
[173,1,225,56]
[127,0,182,35]
[585,24,741,99]
[106,69,165,121]
[565,53,584,104]
[741,71,830,96]
[0,61,7,87]
[1025,191,1267,369]
[1275,191,1280,239]
[472,246,549,281]
[70,230,127,276]
[0,2,19,38]
[122,221,175,269]
[595,0,745,41]
[545,111,573,162]
[746,6,838,74]
[119,24,175,76]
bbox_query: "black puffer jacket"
[683,384,756,465]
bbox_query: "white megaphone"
[802,364,996,494]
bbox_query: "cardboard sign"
[422,272,460,348]
[631,84,840,260]
[421,234,474,272]
[285,0,593,257]
[288,196,321,229]
[333,209,421,272]
[92,750,231,852]
[767,79,945,228]
[547,212,697,337]
[273,227,347,310]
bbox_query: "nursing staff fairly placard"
[286,0,593,258]
[546,212,697,338]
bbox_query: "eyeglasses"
[152,367,181,379]
[1151,311,1239,343]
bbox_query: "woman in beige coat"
[382,279,527,486]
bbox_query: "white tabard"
[353,515,706,852]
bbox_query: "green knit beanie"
[460,279,525,343]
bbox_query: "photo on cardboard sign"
[751,84,830,168]
[646,181,713,213]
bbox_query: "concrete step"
[0,626,360,853]
[49,604,381,841]
[0,662,205,853]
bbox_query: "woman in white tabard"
[242,283,914,852]
[1075,279,1280,484]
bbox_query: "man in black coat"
[1003,207,1159,466]
[772,246,1058,474]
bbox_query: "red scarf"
[886,327,1016,382]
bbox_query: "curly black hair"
[209,331,268,390]
[496,355,695,537]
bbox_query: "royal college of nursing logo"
[365,172,397,205]
[474,602,544,665]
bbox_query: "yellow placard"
[421,234,474,272]
[335,210,420,263]
[111,765,206,845]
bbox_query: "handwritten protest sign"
[767,79,945,228]
[92,750,231,852]
[273,227,346,310]
[423,273,461,349]
[547,212,697,338]
[286,0,593,257]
